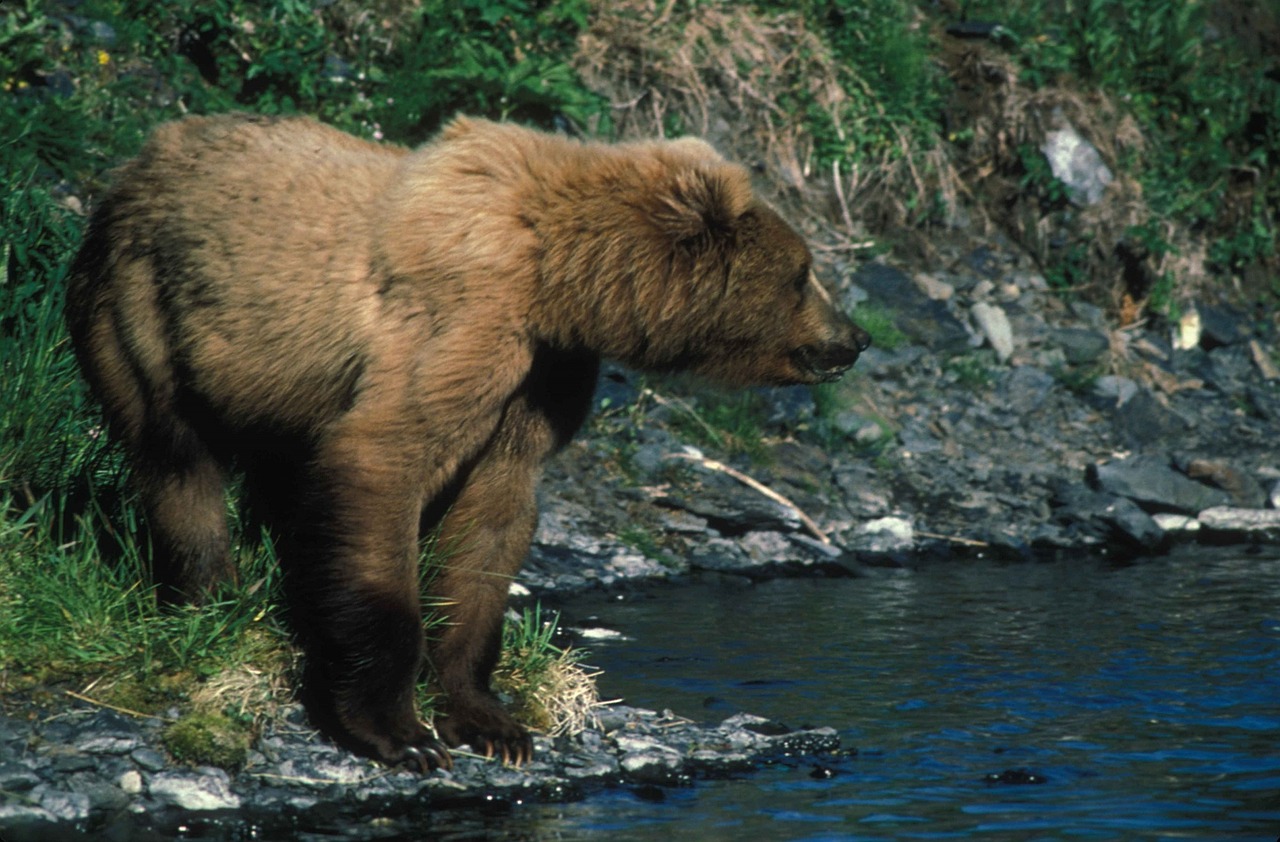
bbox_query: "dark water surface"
[537,546,1280,841]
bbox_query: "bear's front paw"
[379,731,454,773]
[436,697,534,766]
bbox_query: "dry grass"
[575,0,872,244]
[937,36,1208,318]
[493,647,605,738]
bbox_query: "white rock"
[1197,507,1280,539]
[1041,123,1114,205]
[1152,513,1200,533]
[149,770,242,811]
[970,302,1014,362]
[118,770,144,795]
[858,517,914,548]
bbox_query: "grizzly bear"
[66,113,869,771]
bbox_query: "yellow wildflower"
[97,50,111,66]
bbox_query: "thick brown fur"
[65,113,869,771]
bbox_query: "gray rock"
[1197,303,1251,349]
[898,418,943,454]
[1051,482,1166,551]
[660,484,803,536]
[0,803,57,827]
[1089,455,1233,515]
[32,786,92,822]
[1197,507,1280,541]
[1000,366,1056,414]
[1055,327,1110,365]
[686,536,755,573]
[0,761,41,792]
[131,747,169,772]
[1112,390,1187,449]
[1093,375,1138,406]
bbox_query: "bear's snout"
[794,313,871,381]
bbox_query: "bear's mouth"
[794,344,861,382]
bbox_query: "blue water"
[540,546,1280,840]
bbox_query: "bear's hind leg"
[134,420,236,604]
[72,298,235,604]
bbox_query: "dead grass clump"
[575,2,971,259]
[494,651,604,738]
[189,641,298,728]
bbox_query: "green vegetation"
[162,711,254,769]
[849,302,909,351]
[2,0,1275,762]
[966,0,1279,299]
[944,352,997,390]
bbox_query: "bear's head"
[528,133,870,385]
[625,146,871,386]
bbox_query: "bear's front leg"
[288,443,453,772]
[423,345,598,763]
[425,449,542,765]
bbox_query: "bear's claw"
[392,739,453,773]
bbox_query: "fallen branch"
[915,530,989,548]
[64,689,174,722]
[667,447,831,545]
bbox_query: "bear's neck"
[518,146,724,371]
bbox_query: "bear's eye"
[793,268,810,293]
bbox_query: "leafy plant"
[849,303,907,351]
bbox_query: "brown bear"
[65,113,869,771]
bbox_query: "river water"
[529,545,1280,840]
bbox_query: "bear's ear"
[653,164,753,243]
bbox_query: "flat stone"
[1055,327,1110,365]
[149,769,242,811]
[1112,391,1187,449]
[1152,513,1200,533]
[1000,366,1056,414]
[1089,455,1233,515]
[1197,507,1280,541]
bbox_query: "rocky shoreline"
[0,698,840,837]
[3,240,1278,837]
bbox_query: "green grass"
[850,303,908,351]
